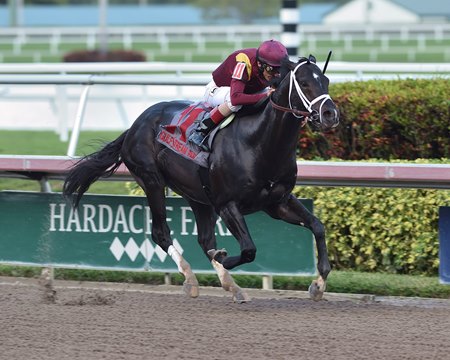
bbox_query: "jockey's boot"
[188,107,225,151]
[188,117,215,150]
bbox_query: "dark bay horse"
[63,55,339,302]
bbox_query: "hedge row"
[63,49,146,62]
[299,78,449,160]
[294,178,449,275]
[294,78,449,275]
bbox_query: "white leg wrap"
[211,259,226,278]
[168,245,183,273]
[211,259,251,303]
[168,246,199,298]
[211,259,233,291]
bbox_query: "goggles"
[262,63,280,76]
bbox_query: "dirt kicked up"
[1,276,449,360]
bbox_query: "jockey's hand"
[266,88,276,97]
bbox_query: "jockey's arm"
[229,79,268,106]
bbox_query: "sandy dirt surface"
[1,276,449,360]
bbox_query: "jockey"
[188,39,289,151]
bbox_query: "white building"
[323,0,449,24]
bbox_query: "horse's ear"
[308,54,316,63]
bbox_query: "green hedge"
[299,78,449,160]
[294,178,450,275]
[294,78,450,275]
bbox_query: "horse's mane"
[270,55,317,89]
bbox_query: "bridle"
[270,60,332,124]
[270,96,310,118]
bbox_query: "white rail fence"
[2,23,448,39]
[0,61,448,156]
[1,155,449,190]
[1,23,449,62]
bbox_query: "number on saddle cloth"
[162,102,212,142]
[156,102,213,167]
[156,101,237,167]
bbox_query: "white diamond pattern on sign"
[154,243,167,262]
[125,237,140,261]
[110,236,125,261]
[109,237,184,263]
[140,239,155,262]
[173,239,184,255]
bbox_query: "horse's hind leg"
[189,201,250,303]
[142,185,199,298]
[265,194,331,301]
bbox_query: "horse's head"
[271,54,339,131]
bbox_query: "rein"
[269,97,310,117]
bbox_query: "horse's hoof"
[183,281,199,298]
[207,248,228,263]
[308,278,326,302]
[232,289,251,304]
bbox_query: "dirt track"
[1,276,450,360]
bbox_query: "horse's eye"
[300,81,309,87]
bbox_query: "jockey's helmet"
[257,40,288,67]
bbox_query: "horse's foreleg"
[189,201,250,302]
[217,201,257,270]
[265,194,331,301]
[208,251,251,303]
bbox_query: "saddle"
[156,102,234,168]
[156,98,269,167]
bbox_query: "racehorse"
[63,55,339,302]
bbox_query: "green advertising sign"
[0,191,316,275]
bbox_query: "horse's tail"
[63,130,128,208]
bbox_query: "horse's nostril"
[321,108,339,128]
[321,110,334,122]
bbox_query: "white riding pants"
[202,80,242,112]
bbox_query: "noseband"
[270,61,332,123]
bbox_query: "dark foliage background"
[298,78,449,160]
[63,49,146,62]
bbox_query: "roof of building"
[392,0,450,17]
[299,3,339,24]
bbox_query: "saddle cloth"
[156,102,213,168]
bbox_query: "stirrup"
[188,131,210,151]
[199,139,210,152]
